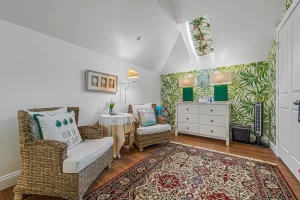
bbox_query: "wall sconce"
[120,68,139,106]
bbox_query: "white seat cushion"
[63,137,113,173]
[137,124,171,135]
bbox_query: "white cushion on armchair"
[137,124,171,135]
[63,137,114,173]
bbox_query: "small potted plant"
[107,99,115,115]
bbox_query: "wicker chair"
[128,104,171,152]
[14,107,113,200]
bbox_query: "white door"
[278,3,300,182]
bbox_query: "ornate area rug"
[84,142,297,200]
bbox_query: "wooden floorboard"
[1,134,299,199]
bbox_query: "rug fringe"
[170,141,278,165]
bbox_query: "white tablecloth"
[100,113,135,127]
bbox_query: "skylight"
[189,15,214,56]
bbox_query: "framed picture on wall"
[85,70,118,93]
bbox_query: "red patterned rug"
[84,142,297,200]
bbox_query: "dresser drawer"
[178,104,198,114]
[199,115,226,127]
[198,105,227,116]
[178,123,199,134]
[199,125,226,138]
[178,114,198,124]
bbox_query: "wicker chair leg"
[106,163,112,169]
[139,147,144,152]
[14,193,23,200]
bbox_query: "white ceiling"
[0,0,179,73]
[0,0,284,74]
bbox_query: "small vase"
[109,108,114,115]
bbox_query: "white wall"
[161,34,216,74]
[0,19,160,189]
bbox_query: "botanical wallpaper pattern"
[189,16,214,56]
[161,61,270,138]
[267,0,293,144]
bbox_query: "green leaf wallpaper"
[267,0,293,144]
[161,61,271,138]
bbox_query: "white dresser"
[175,102,230,145]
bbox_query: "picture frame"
[85,70,118,93]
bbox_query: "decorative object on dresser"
[14,107,113,200]
[128,104,171,152]
[176,102,230,145]
[210,72,232,101]
[119,68,139,108]
[85,70,118,93]
[179,77,198,102]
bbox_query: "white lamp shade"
[179,77,198,87]
[127,68,139,81]
[210,72,232,85]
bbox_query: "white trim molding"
[0,170,20,191]
[269,141,277,156]
[276,0,300,32]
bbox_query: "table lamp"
[179,77,198,102]
[210,72,232,101]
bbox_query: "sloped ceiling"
[0,0,179,73]
[0,0,284,74]
[161,0,284,74]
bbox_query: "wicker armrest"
[78,125,104,139]
[23,140,68,171]
[156,116,167,124]
[134,119,139,133]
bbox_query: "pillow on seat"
[131,103,152,119]
[26,107,68,140]
[137,108,157,127]
[34,111,82,150]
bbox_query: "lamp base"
[182,87,194,102]
[214,85,228,101]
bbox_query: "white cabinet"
[176,102,230,145]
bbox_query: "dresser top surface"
[177,102,230,105]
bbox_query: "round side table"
[99,113,135,158]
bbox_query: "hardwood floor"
[1,134,299,200]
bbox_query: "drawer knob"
[211,130,213,133]
[186,127,189,129]
[186,118,189,120]
[186,108,189,111]
[211,120,213,122]
[210,109,213,112]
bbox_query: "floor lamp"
[119,68,139,109]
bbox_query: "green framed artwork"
[183,87,194,101]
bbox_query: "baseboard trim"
[270,141,277,156]
[0,170,20,191]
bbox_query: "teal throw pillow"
[156,105,163,116]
